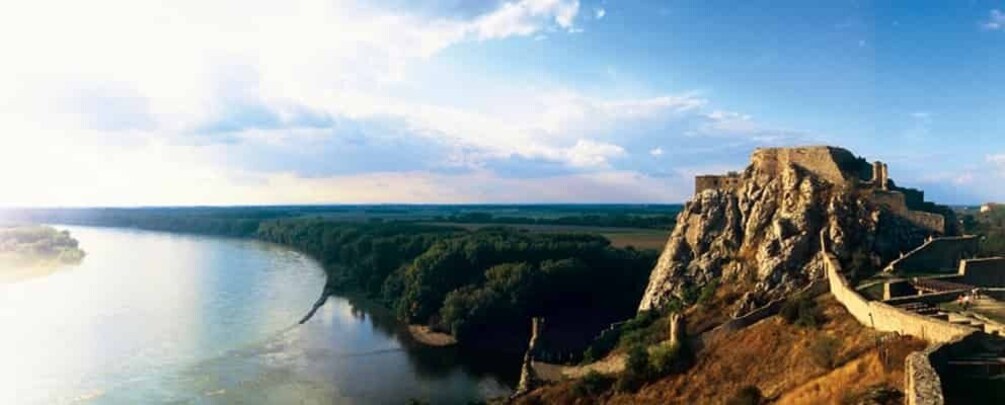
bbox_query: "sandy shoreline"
[408,325,458,347]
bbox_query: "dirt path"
[532,354,627,381]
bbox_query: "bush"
[810,335,840,369]
[697,279,720,305]
[648,343,682,376]
[780,295,823,328]
[573,371,613,397]
[726,385,763,405]
[616,344,650,392]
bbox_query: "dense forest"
[258,220,657,351]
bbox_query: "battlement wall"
[905,211,946,234]
[751,146,864,185]
[959,257,1005,287]
[694,173,742,195]
[885,236,981,274]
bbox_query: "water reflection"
[0,226,514,404]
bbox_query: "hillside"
[518,296,926,404]
[516,146,957,404]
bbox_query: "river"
[0,226,515,404]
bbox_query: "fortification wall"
[694,174,741,195]
[751,146,860,185]
[906,211,946,235]
[872,191,908,214]
[823,243,975,343]
[959,257,1005,287]
[905,350,943,405]
[884,290,964,307]
[885,236,981,273]
[823,235,980,405]
[883,280,918,300]
[907,333,990,405]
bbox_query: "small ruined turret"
[668,313,685,348]
[513,317,544,397]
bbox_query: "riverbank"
[408,325,458,346]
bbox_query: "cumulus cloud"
[595,8,606,19]
[982,9,1004,30]
[650,147,664,157]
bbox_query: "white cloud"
[650,147,664,157]
[472,0,580,39]
[0,0,810,206]
[595,8,606,20]
[564,140,626,168]
[982,9,1004,30]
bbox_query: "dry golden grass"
[521,295,927,405]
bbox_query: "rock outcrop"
[639,146,950,314]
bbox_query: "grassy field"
[423,222,670,250]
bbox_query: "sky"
[0,0,1002,207]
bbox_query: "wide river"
[0,226,515,404]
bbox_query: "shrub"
[697,279,720,305]
[616,311,666,350]
[780,295,823,328]
[616,344,650,392]
[648,343,682,376]
[810,335,840,369]
[573,371,613,397]
[726,385,763,405]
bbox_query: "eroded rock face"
[639,148,938,315]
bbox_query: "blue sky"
[0,0,1002,206]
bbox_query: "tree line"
[258,220,657,351]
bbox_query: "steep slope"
[639,146,947,315]
[516,296,927,404]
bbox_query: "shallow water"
[0,226,513,404]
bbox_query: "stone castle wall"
[959,257,1005,287]
[750,146,863,185]
[694,174,741,194]
[871,190,946,234]
[905,211,947,235]
[823,233,979,405]
[885,236,981,273]
[823,239,976,343]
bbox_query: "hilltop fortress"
[695,146,948,234]
[637,145,1003,404]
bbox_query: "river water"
[0,226,514,404]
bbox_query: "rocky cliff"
[639,146,950,315]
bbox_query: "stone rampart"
[824,250,975,343]
[905,211,947,235]
[697,280,827,348]
[884,290,964,307]
[885,236,981,274]
[905,350,942,405]
[823,233,980,405]
[694,174,741,195]
[959,257,1005,287]
[750,146,863,185]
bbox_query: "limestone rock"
[639,146,944,314]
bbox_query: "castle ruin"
[693,146,948,234]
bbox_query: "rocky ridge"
[639,146,948,315]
